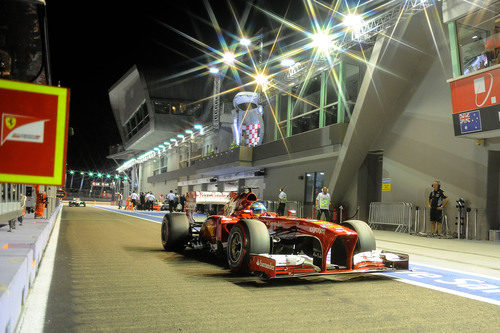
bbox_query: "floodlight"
[240,37,251,46]
[88,172,94,176]
[185,129,193,135]
[97,173,102,178]
[254,73,269,91]
[193,124,203,130]
[106,174,111,178]
[223,51,235,65]
[280,58,295,67]
[159,144,165,149]
[69,170,74,175]
[209,67,219,74]
[170,138,177,142]
[177,134,185,139]
[343,13,365,31]
[311,29,335,54]
[80,172,84,175]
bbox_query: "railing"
[262,200,304,218]
[368,202,414,233]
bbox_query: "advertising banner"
[449,67,500,136]
[0,79,70,185]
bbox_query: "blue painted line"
[94,206,164,223]
[385,263,500,305]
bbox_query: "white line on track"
[391,277,500,306]
[15,210,63,333]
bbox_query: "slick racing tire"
[341,220,376,254]
[161,212,190,251]
[227,219,270,273]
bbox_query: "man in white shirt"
[130,192,139,210]
[166,190,176,212]
[146,192,155,210]
[277,188,287,216]
[315,187,331,221]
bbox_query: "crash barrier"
[0,202,62,333]
[368,202,413,233]
[262,201,304,218]
[0,184,27,231]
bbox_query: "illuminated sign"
[0,79,70,185]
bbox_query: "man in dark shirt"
[427,181,449,236]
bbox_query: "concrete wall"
[377,58,493,238]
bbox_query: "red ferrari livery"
[161,191,408,279]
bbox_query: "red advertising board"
[449,67,499,114]
[0,79,70,185]
[449,66,500,136]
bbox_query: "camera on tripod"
[456,198,465,208]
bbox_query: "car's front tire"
[341,220,376,253]
[227,219,270,273]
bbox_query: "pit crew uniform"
[316,192,331,221]
[277,190,287,216]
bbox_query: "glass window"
[304,171,326,204]
[457,3,500,75]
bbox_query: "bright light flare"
[209,67,219,74]
[222,51,235,65]
[280,58,295,67]
[240,37,251,46]
[310,29,336,55]
[253,72,270,91]
[343,13,365,31]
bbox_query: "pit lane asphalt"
[41,206,499,332]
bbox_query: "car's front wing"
[248,250,409,279]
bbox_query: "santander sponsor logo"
[256,260,274,271]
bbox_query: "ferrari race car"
[68,198,86,207]
[161,191,408,279]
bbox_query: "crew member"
[146,192,155,211]
[315,187,331,221]
[34,185,46,218]
[166,190,175,212]
[130,191,139,210]
[277,187,287,216]
[427,181,448,237]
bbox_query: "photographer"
[427,181,449,237]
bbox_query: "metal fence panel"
[368,202,414,233]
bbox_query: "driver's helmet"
[250,202,267,216]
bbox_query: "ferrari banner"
[449,67,500,136]
[0,79,70,185]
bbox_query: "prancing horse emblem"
[5,116,16,130]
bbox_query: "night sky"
[46,0,261,172]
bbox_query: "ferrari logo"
[5,116,16,130]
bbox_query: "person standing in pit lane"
[146,192,155,211]
[427,180,449,237]
[277,187,287,216]
[315,187,332,221]
[130,191,139,210]
[166,190,175,212]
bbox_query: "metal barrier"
[0,183,25,230]
[368,202,413,233]
[0,184,58,231]
[262,200,304,218]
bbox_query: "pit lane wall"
[0,203,63,333]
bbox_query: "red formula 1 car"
[161,191,408,279]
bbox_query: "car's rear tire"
[227,219,270,273]
[161,212,190,251]
[341,220,376,253]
